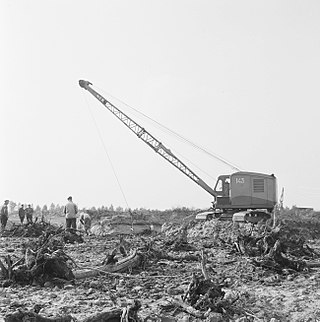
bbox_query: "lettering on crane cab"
[235,177,245,184]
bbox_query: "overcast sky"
[1,0,320,210]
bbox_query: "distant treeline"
[7,201,200,224]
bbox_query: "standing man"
[19,204,25,224]
[0,200,9,231]
[25,204,34,224]
[64,196,78,231]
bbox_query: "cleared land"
[1,211,320,322]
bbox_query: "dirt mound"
[187,220,233,240]
[91,214,162,235]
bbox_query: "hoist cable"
[174,150,217,181]
[94,86,219,181]
[82,92,131,211]
[95,86,242,172]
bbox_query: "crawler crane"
[79,80,277,223]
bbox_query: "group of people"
[18,204,34,224]
[1,197,91,235]
[0,200,34,230]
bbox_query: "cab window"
[215,179,223,191]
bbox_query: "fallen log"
[81,308,123,322]
[83,300,141,322]
[74,250,141,279]
[169,299,204,318]
[5,302,141,322]
[4,311,73,322]
[306,260,320,268]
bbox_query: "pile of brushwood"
[0,228,84,287]
[167,251,241,320]
[235,221,320,273]
[0,221,84,240]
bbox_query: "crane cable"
[95,86,242,172]
[81,92,135,232]
[94,87,218,182]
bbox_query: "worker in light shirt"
[63,196,78,231]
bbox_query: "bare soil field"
[1,217,320,322]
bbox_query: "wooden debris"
[5,301,142,322]
[4,311,73,322]
[5,301,141,322]
[81,308,122,322]
[170,299,204,318]
[1,222,61,238]
[1,230,75,285]
[235,222,317,272]
[252,239,307,273]
[181,252,229,315]
[102,248,118,265]
[0,222,84,244]
[74,249,142,279]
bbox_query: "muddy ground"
[1,220,320,322]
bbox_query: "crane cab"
[214,172,277,212]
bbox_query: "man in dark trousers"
[64,196,78,231]
[25,204,34,224]
[0,200,9,231]
[19,204,25,224]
